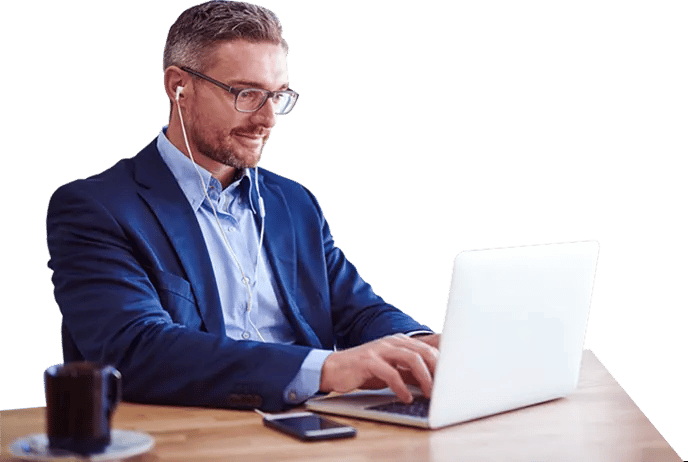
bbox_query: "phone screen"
[276,414,345,431]
[264,412,356,440]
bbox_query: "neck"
[166,118,237,189]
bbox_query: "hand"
[319,334,439,403]
[411,333,441,349]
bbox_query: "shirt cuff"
[405,330,434,337]
[283,349,333,405]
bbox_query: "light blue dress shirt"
[156,128,331,404]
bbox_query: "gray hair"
[163,1,287,72]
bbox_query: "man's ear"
[164,66,189,104]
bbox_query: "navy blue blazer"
[46,139,429,411]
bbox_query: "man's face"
[185,40,289,170]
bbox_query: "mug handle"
[103,365,122,418]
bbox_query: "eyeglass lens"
[236,89,296,114]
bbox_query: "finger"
[379,346,433,399]
[368,355,414,403]
[413,333,441,349]
[386,334,440,376]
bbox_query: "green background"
[0,0,688,458]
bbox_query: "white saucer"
[9,429,155,461]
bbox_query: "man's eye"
[238,89,264,101]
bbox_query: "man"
[47,0,439,412]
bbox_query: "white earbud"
[175,86,184,100]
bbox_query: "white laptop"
[306,241,600,429]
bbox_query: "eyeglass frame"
[180,66,299,114]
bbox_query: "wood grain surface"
[0,351,680,462]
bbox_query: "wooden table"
[0,351,681,462]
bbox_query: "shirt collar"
[156,127,257,214]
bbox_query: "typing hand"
[319,333,439,404]
[411,333,441,349]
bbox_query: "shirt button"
[288,391,298,402]
[241,332,250,339]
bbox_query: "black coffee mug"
[44,362,122,455]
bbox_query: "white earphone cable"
[176,89,266,342]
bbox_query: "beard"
[187,113,269,169]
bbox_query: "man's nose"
[250,98,278,128]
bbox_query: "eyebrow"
[229,79,291,91]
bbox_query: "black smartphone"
[263,411,356,441]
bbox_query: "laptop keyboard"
[366,397,430,418]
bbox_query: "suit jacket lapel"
[258,175,322,348]
[132,141,225,336]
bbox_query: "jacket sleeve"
[303,188,432,348]
[47,181,311,412]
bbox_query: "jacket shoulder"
[49,139,158,200]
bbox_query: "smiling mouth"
[236,127,268,137]
[236,131,267,143]
[233,132,258,143]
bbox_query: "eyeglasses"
[181,66,299,115]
